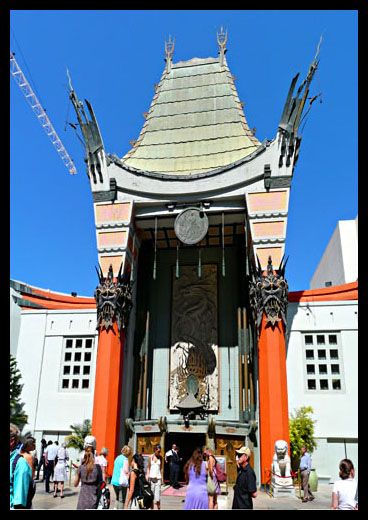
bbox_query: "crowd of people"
[10,424,358,510]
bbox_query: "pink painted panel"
[98,231,127,247]
[95,203,131,223]
[100,255,125,276]
[252,221,285,238]
[256,247,283,269]
[248,191,287,213]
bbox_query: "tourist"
[20,437,36,478]
[232,446,257,509]
[74,446,101,509]
[53,442,69,498]
[146,444,163,509]
[36,439,47,481]
[124,453,146,510]
[203,447,221,509]
[299,445,314,503]
[80,435,96,461]
[95,447,109,482]
[331,459,358,510]
[111,445,131,509]
[183,447,209,510]
[165,443,181,489]
[10,423,33,509]
[44,440,59,493]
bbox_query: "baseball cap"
[235,446,251,456]
[84,435,96,449]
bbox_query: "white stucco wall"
[310,218,358,289]
[16,308,98,436]
[286,299,358,481]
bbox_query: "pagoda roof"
[121,55,261,176]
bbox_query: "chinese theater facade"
[69,32,321,485]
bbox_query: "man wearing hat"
[232,446,257,509]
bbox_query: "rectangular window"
[307,379,316,390]
[59,337,95,392]
[320,379,329,390]
[302,332,344,393]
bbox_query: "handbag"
[207,474,216,496]
[119,467,129,487]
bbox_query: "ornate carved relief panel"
[169,264,219,411]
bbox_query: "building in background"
[310,216,358,289]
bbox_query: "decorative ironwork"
[216,26,228,51]
[249,255,289,336]
[165,35,175,60]
[94,263,133,331]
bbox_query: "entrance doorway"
[164,433,206,484]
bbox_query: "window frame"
[59,336,95,392]
[302,332,345,394]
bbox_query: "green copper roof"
[122,55,261,176]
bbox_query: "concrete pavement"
[31,480,334,510]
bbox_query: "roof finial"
[217,26,228,66]
[165,35,175,72]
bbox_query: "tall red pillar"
[91,321,125,462]
[258,315,290,484]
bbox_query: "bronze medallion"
[174,207,209,245]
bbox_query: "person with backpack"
[124,454,154,510]
[203,447,223,510]
[74,446,100,509]
[10,424,34,509]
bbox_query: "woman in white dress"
[146,444,163,510]
[53,443,69,498]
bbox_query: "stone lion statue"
[271,440,292,487]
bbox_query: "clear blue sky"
[10,10,358,296]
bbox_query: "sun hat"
[83,435,96,450]
[235,446,251,456]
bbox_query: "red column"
[91,321,125,462]
[258,314,290,484]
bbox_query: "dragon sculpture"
[94,263,133,332]
[249,255,289,338]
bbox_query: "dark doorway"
[164,433,206,484]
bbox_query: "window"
[60,337,95,392]
[302,332,344,393]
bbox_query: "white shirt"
[45,444,59,462]
[148,456,162,480]
[332,478,357,510]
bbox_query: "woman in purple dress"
[74,446,100,509]
[183,447,209,510]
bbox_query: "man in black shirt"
[232,446,258,509]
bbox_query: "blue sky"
[10,10,358,295]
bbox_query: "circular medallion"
[174,207,209,245]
